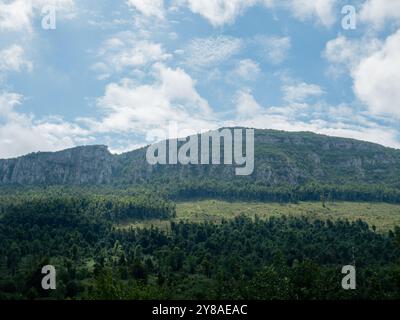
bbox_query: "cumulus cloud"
[81,63,217,139]
[353,29,400,118]
[324,35,382,69]
[126,0,165,19]
[325,30,400,119]
[0,44,32,73]
[181,0,257,27]
[235,89,263,119]
[93,32,171,79]
[360,0,400,29]
[0,92,90,159]
[0,0,76,33]
[284,0,337,28]
[0,0,32,32]
[177,0,337,27]
[230,90,400,148]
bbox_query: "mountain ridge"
[1,128,399,188]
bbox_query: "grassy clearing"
[116,200,400,233]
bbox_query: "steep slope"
[0,145,114,185]
[0,129,399,188]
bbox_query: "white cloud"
[0,0,76,33]
[0,0,32,32]
[178,0,337,27]
[283,82,325,103]
[229,90,400,148]
[126,0,165,19]
[93,33,171,79]
[81,63,216,138]
[0,44,32,73]
[255,36,291,64]
[185,35,242,67]
[324,35,382,69]
[325,30,400,119]
[231,59,261,81]
[360,0,400,29]
[34,0,75,13]
[284,0,337,28]
[235,89,263,119]
[0,92,90,159]
[181,0,257,27]
[353,29,400,118]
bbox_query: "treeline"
[1,181,400,204]
[159,180,400,203]
[1,211,400,300]
[0,193,176,224]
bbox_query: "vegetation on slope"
[117,200,400,233]
[1,192,400,300]
[1,129,399,190]
[0,213,399,299]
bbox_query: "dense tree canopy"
[1,191,400,300]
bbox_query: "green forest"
[1,187,400,300]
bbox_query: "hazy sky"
[0,0,399,158]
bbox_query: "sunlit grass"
[116,200,400,233]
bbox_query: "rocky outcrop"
[0,145,114,185]
[0,129,399,187]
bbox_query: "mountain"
[1,129,399,188]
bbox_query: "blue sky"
[0,0,399,158]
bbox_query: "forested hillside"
[1,129,399,189]
[2,193,400,300]
[1,129,400,300]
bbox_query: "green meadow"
[117,200,400,233]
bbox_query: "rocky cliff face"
[0,129,399,187]
[0,145,114,185]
